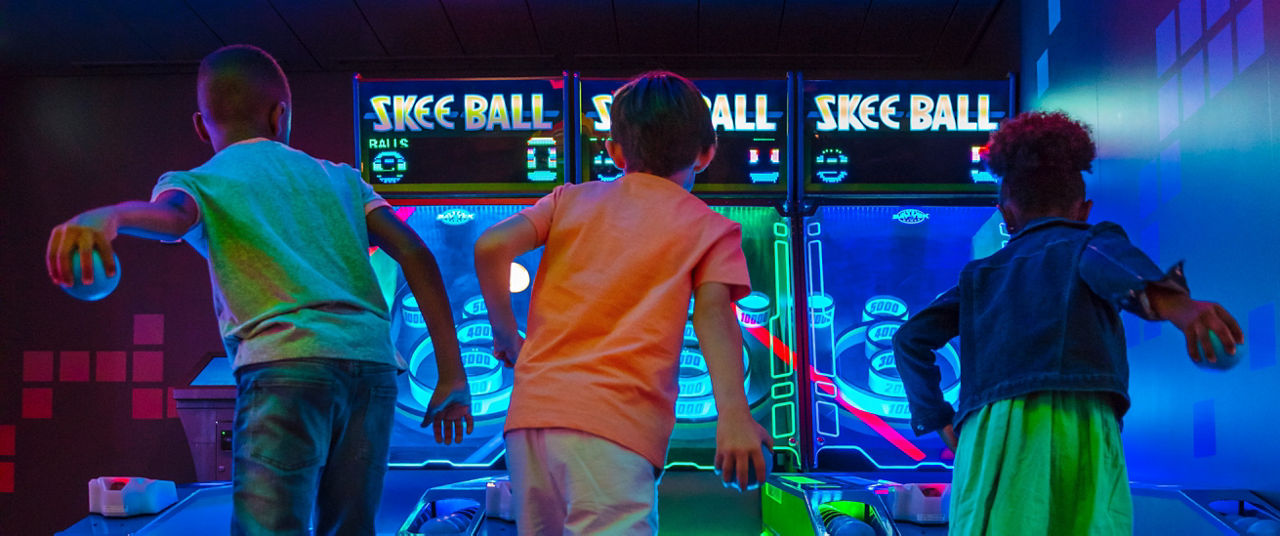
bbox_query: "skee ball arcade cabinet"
[762,77,1012,536]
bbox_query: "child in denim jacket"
[893,111,1242,535]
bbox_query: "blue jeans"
[231,358,398,536]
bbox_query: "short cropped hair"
[610,71,717,178]
[985,111,1095,214]
[197,45,291,128]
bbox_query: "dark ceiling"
[0,0,1016,77]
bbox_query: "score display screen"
[355,76,567,195]
[802,79,1011,195]
[579,77,788,195]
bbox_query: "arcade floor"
[57,468,1280,535]
[57,468,762,536]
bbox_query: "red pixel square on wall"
[132,388,163,420]
[132,351,164,382]
[21,389,52,419]
[96,351,127,382]
[60,351,90,382]
[0,462,13,493]
[134,314,164,345]
[167,388,179,419]
[22,351,53,383]
[0,425,14,456]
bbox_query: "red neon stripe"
[815,380,926,461]
[742,318,795,368]
[742,322,926,462]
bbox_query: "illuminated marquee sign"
[811,94,1000,132]
[579,77,789,195]
[587,93,780,133]
[355,76,567,195]
[367,94,556,132]
[803,79,1012,195]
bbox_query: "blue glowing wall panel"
[1023,0,1280,498]
[372,204,797,469]
[804,205,1001,470]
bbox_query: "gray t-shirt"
[152,138,395,370]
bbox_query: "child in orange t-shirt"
[474,71,771,535]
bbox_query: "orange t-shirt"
[503,173,752,467]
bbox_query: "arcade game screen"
[369,204,541,467]
[578,77,789,196]
[354,76,567,195]
[804,205,1007,470]
[802,79,1010,195]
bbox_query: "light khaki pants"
[505,428,660,536]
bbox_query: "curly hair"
[610,71,717,178]
[985,111,1095,214]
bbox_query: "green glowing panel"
[665,206,798,469]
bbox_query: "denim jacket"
[892,217,1188,436]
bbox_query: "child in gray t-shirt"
[45,44,473,534]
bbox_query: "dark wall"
[0,71,355,535]
[1021,0,1279,501]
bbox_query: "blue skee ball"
[827,517,876,536]
[820,504,877,536]
[1196,331,1243,371]
[1237,518,1261,533]
[722,444,773,491]
[1248,520,1280,536]
[64,249,120,301]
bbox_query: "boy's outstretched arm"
[473,215,541,366]
[367,207,473,444]
[693,282,772,492]
[892,286,960,451]
[47,191,198,287]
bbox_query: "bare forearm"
[694,299,751,415]
[48,193,197,285]
[107,200,197,241]
[401,247,465,380]
[66,194,195,243]
[366,208,466,381]
[1147,284,1193,321]
[472,216,539,366]
[474,241,519,336]
[695,283,771,490]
